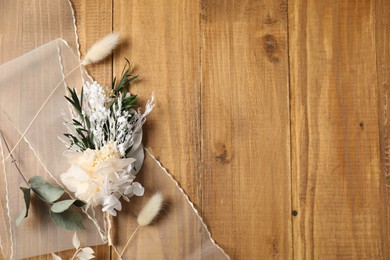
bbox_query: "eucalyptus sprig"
[17,176,86,230]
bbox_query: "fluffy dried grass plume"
[82,32,120,65]
[137,192,164,226]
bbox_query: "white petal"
[77,247,95,259]
[124,186,135,197]
[76,250,95,260]
[72,232,80,249]
[107,158,136,172]
[132,182,145,196]
[81,247,94,254]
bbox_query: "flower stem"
[106,213,114,246]
[120,225,141,257]
[70,247,82,260]
[105,213,122,258]
[0,131,29,186]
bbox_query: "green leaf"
[72,119,83,126]
[80,86,84,108]
[28,176,64,203]
[16,187,31,226]
[49,209,85,230]
[112,59,139,95]
[65,87,83,118]
[51,199,86,213]
[73,199,86,207]
[112,76,117,90]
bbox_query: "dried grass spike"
[137,192,163,226]
[82,32,120,65]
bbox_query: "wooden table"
[3,0,390,259]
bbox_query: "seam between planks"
[286,0,295,259]
[373,0,390,258]
[199,0,204,228]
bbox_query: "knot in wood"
[262,35,279,63]
[263,35,278,53]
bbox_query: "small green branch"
[0,130,29,187]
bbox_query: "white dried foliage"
[76,247,95,260]
[137,192,163,226]
[72,232,81,249]
[82,32,120,65]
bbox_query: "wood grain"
[0,0,22,63]
[72,0,113,88]
[201,0,291,259]
[376,0,390,259]
[112,0,201,258]
[113,0,201,204]
[289,0,387,258]
[1,0,390,259]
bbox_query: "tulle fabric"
[0,39,106,259]
[0,0,229,259]
[115,150,229,260]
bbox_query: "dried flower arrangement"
[7,33,162,259]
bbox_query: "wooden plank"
[289,0,386,258]
[201,0,291,259]
[113,0,201,259]
[113,0,201,202]
[72,0,113,87]
[0,0,22,63]
[376,0,390,259]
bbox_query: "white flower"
[51,232,96,260]
[61,142,144,215]
[76,247,95,260]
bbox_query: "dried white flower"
[76,247,95,260]
[82,32,120,65]
[60,143,144,216]
[65,81,152,157]
[137,192,163,226]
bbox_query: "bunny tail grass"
[82,32,120,65]
[120,193,164,257]
[137,192,163,226]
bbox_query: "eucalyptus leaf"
[51,199,85,213]
[73,199,86,207]
[49,209,85,230]
[16,187,30,226]
[28,176,64,203]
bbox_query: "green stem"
[0,131,29,187]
